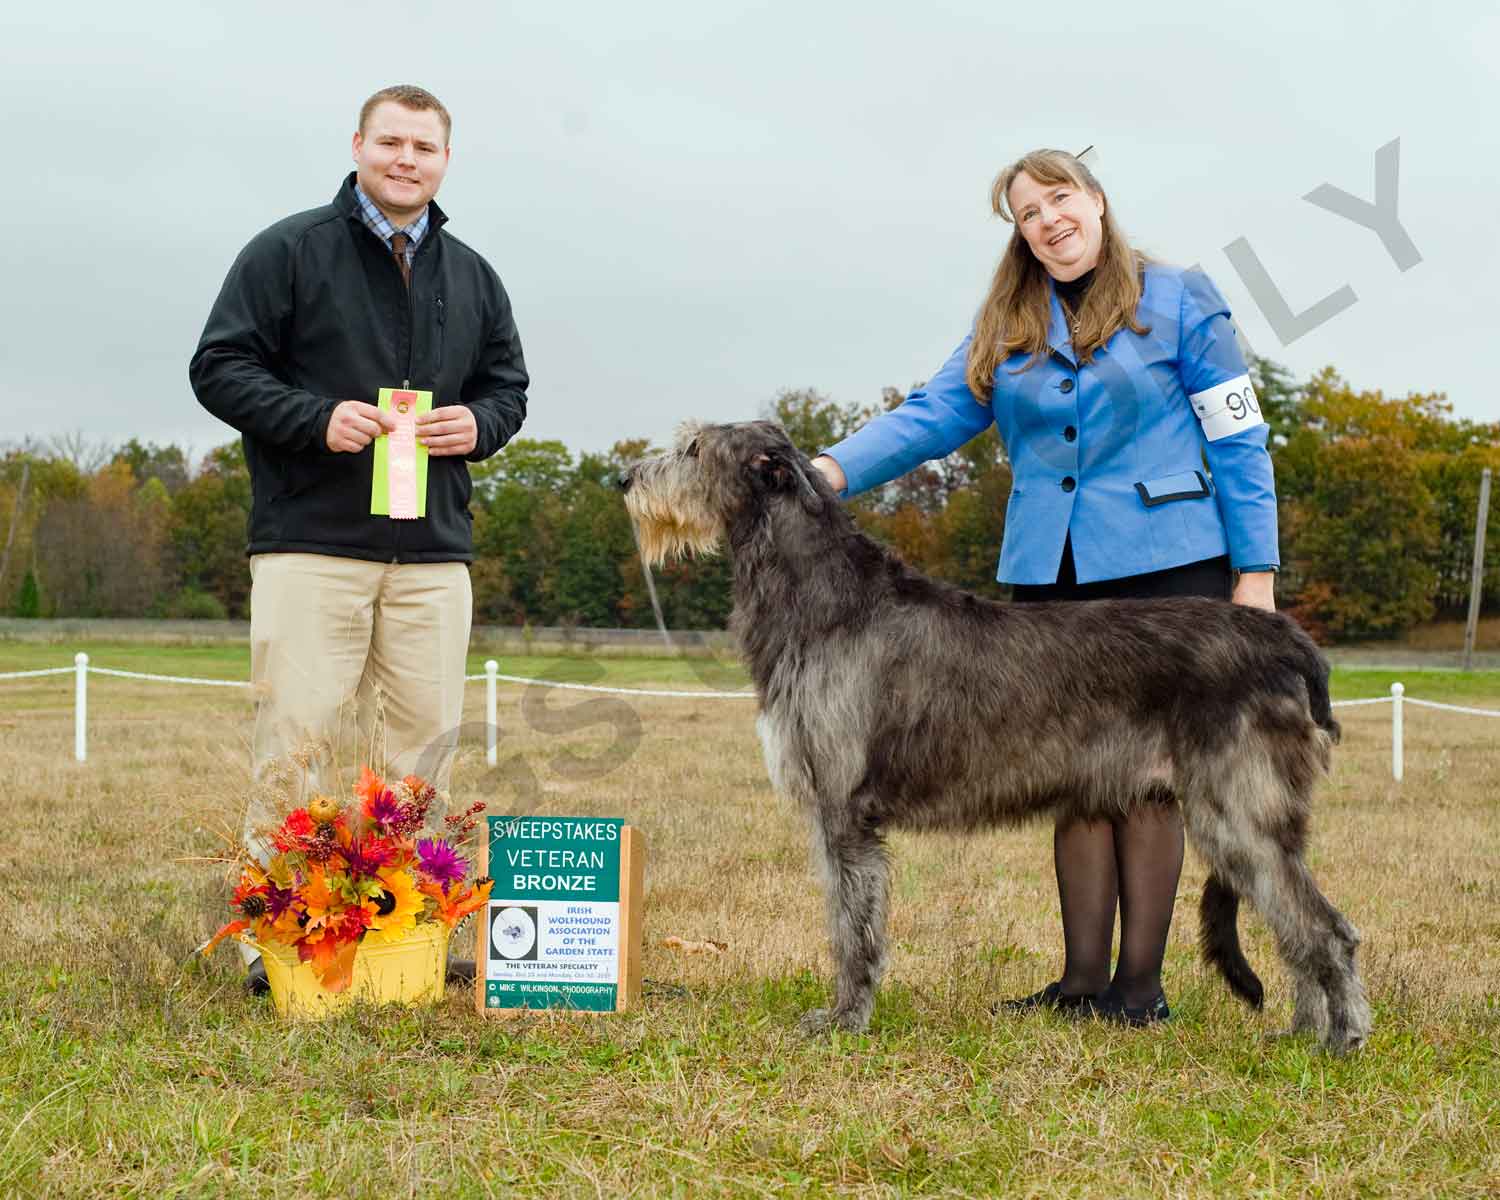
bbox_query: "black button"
[1061,476,1076,492]
[1059,378,1075,393]
[1064,426,1077,442]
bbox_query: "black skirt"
[1010,536,1231,604]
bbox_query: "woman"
[811,148,1279,1025]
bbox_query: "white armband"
[1188,374,1264,442]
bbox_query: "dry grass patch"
[1,648,1497,1197]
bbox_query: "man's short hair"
[359,85,453,144]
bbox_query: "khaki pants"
[246,551,471,831]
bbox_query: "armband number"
[1188,374,1264,442]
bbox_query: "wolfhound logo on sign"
[490,906,538,961]
[476,816,645,1014]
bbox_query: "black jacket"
[189,174,528,562]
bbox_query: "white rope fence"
[2,654,1494,778]
[1329,684,1500,781]
[0,654,754,765]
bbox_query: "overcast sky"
[7,1,1497,464]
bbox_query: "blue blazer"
[822,264,1278,586]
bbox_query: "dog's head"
[618,420,826,566]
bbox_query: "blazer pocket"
[1134,470,1211,508]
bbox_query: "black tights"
[1053,802,1184,1007]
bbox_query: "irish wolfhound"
[620,420,1371,1054]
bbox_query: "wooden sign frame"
[474,818,644,1016]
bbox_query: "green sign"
[483,817,624,1012]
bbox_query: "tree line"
[3,355,1496,640]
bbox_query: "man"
[190,84,527,989]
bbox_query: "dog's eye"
[685,439,699,459]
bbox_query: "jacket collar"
[334,172,449,237]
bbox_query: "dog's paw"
[796,1006,868,1038]
[797,1007,836,1037]
[1321,1019,1371,1057]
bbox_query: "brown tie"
[390,232,411,289]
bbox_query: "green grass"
[1328,668,1500,703]
[4,961,1497,1196]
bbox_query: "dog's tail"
[1200,874,1264,1009]
[1286,629,1341,744]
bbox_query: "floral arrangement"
[203,766,492,993]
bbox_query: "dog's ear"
[750,451,824,515]
[749,451,793,491]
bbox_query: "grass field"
[2,642,1497,1197]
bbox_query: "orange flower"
[355,765,385,808]
[419,877,493,928]
[299,868,341,933]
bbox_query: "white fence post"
[74,652,88,763]
[485,659,499,767]
[1391,682,1404,782]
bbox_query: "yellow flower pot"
[247,923,451,1019]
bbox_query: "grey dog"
[620,420,1371,1054]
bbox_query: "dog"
[620,419,1371,1053]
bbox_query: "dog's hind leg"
[1183,763,1370,1055]
[798,809,890,1036]
[1255,855,1370,1053]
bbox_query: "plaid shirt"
[352,182,430,270]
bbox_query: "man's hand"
[1232,570,1276,611]
[417,405,478,457]
[326,401,397,452]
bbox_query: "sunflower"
[365,869,424,944]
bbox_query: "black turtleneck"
[1054,267,1096,324]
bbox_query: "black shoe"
[994,980,1099,1016]
[445,958,476,985]
[1093,989,1171,1027]
[244,958,270,997]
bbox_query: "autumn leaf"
[297,930,359,993]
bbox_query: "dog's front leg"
[798,815,890,1037]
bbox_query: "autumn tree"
[113,439,190,495]
[33,461,168,616]
[167,442,253,617]
[469,439,571,623]
[1276,369,1442,637]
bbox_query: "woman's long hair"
[965,149,1155,402]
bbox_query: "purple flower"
[265,883,296,919]
[366,788,402,828]
[416,838,467,890]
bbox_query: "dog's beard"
[633,520,722,566]
[624,490,723,566]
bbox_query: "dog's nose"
[616,469,634,493]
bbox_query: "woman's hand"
[1232,570,1276,611]
[811,455,847,493]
